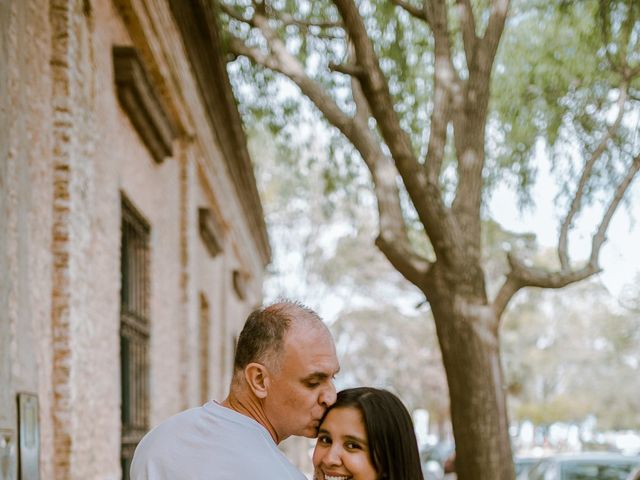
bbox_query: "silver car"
[627,466,640,480]
[526,452,640,480]
[515,456,540,479]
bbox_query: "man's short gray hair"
[233,300,323,374]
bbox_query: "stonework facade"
[0,1,270,479]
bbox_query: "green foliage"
[225,0,639,225]
[516,395,592,426]
[490,0,639,210]
[357,1,435,157]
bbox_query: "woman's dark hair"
[322,387,424,480]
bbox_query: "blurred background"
[2,0,639,479]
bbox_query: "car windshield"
[515,458,537,476]
[561,460,639,480]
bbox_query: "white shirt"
[130,401,306,480]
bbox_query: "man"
[130,301,340,479]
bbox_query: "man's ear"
[244,362,270,399]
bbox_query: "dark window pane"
[120,195,150,480]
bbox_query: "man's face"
[265,324,340,442]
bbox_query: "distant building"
[0,0,270,478]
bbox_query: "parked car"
[420,451,540,479]
[421,459,444,480]
[515,456,540,479]
[627,466,640,480]
[526,452,640,480]
[420,442,455,479]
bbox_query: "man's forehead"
[282,331,338,369]
[285,320,333,346]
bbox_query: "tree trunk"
[425,268,515,480]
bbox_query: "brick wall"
[1,0,267,478]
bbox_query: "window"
[120,195,150,480]
[199,293,210,404]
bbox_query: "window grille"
[199,293,210,404]
[120,195,150,480]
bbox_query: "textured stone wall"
[50,0,96,477]
[1,0,267,478]
[1,0,55,478]
[0,0,15,455]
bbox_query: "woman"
[313,387,424,480]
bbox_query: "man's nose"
[319,382,337,407]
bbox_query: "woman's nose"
[322,445,342,467]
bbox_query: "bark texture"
[426,264,514,480]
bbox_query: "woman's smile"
[312,407,378,480]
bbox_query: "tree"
[331,305,450,423]
[502,278,640,432]
[221,1,640,478]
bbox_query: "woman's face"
[312,406,378,480]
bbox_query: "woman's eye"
[318,435,332,445]
[345,442,361,450]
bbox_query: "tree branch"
[509,254,601,289]
[241,13,356,131]
[332,0,460,264]
[627,65,640,78]
[328,62,364,77]
[492,273,522,319]
[492,253,601,318]
[221,3,343,34]
[228,28,356,144]
[447,0,510,268]
[424,1,458,183]
[480,0,510,63]
[558,81,629,269]
[494,150,640,318]
[376,234,432,288]
[357,116,433,288]
[220,3,256,26]
[456,0,478,63]
[390,0,429,23]
[228,19,432,289]
[352,68,433,286]
[350,57,372,123]
[228,35,279,69]
[231,33,288,68]
[589,153,640,266]
[424,85,451,183]
[275,11,343,30]
[429,0,453,62]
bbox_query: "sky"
[490,155,640,298]
[255,80,640,309]
[261,128,640,320]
